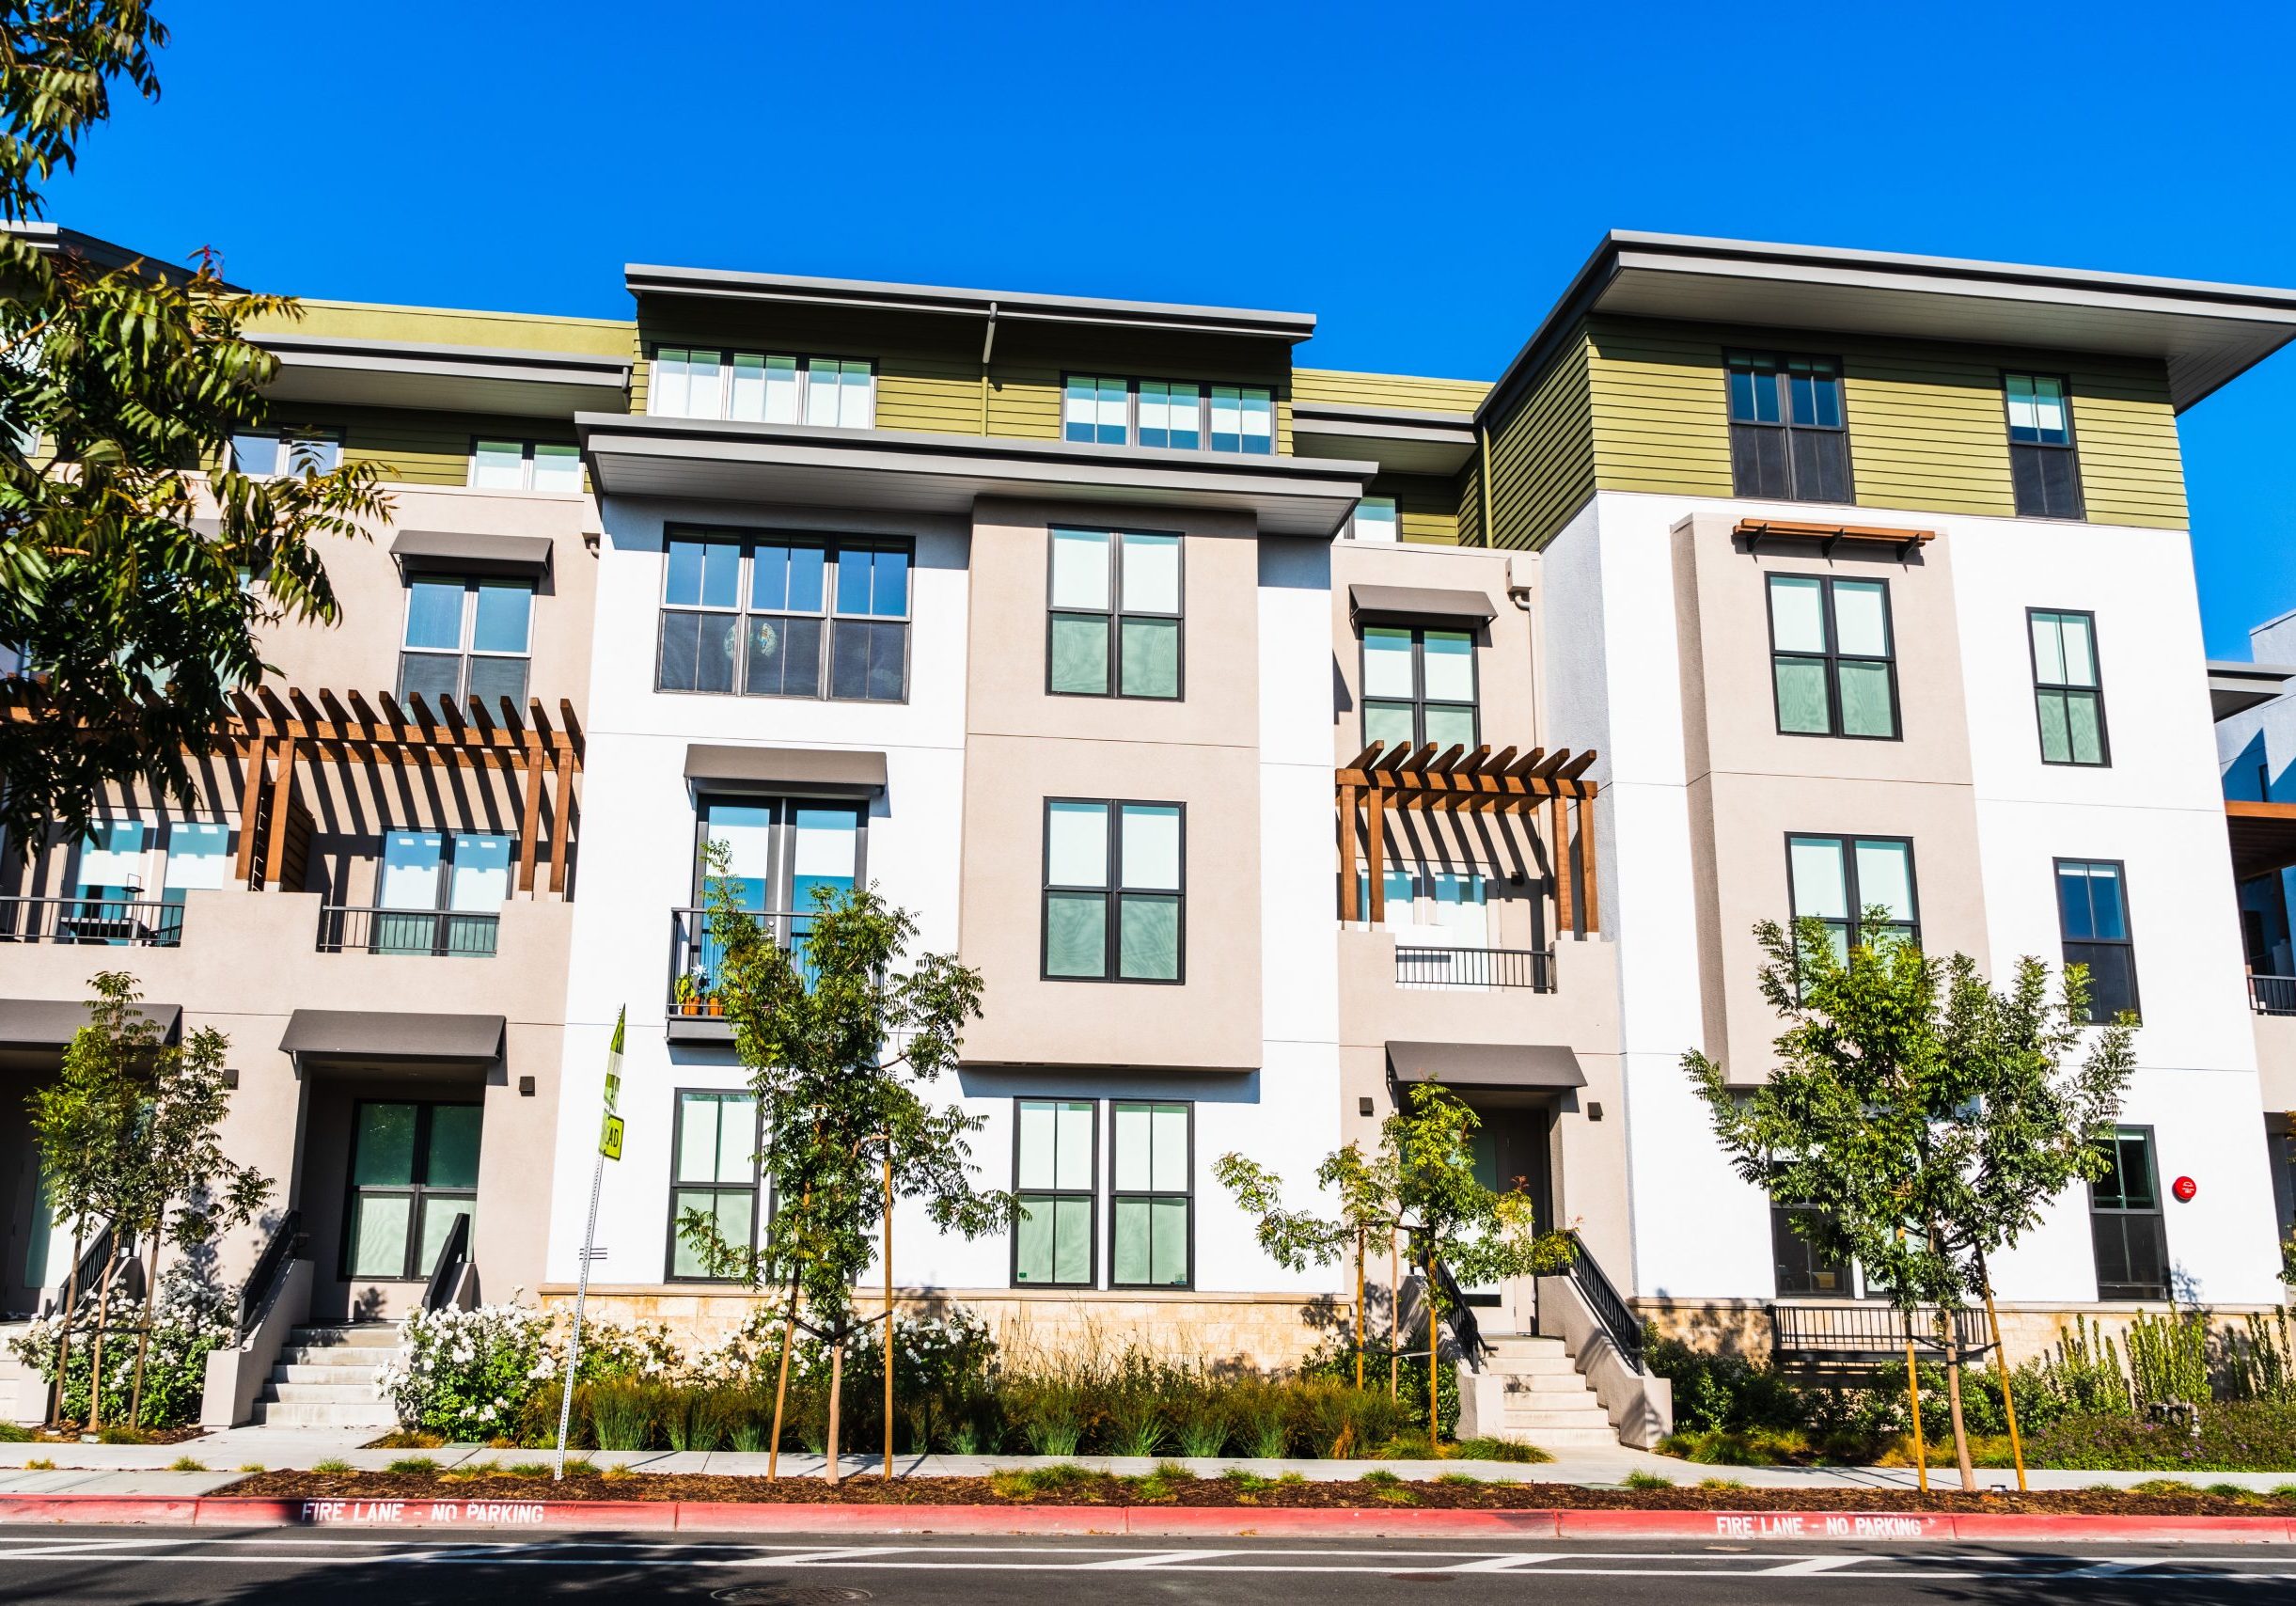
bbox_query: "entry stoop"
[1470,1332,1621,1448]
[249,1323,400,1428]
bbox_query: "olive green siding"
[1484,325,1596,550]
[1583,321,1732,499]
[266,404,580,487]
[247,299,634,359]
[1294,367,1486,415]
[1367,472,1466,545]
[1457,454,1485,547]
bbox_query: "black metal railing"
[41,1220,134,1317]
[0,894,183,947]
[1429,1256,1486,1364]
[317,905,499,957]
[421,1209,473,1314]
[1562,1229,1644,1373]
[2252,974,2296,1016]
[1394,945,1554,991]
[667,906,817,1014]
[235,1211,305,1339]
[1770,1302,1994,1363]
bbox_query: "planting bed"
[224,1467,2296,1516]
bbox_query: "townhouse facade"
[4,227,2294,1436]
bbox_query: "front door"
[1461,1102,1553,1333]
[343,1100,481,1286]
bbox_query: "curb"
[0,1494,2292,1542]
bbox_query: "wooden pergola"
[1336,741,1599,931]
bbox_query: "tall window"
[1361,626,1477,749]
[2089,1126,2169,1300]
[686,798,861,977]
[1726,352,1850,503]
[399,577,533,708]
[1110,1101,1191,1288]
[2005,374,2084,520]
[1787,835,1918,960]
[650,349,873,428]
[1043,800,1183,982]
[344,1101,480,1282]
[370,829,511,956]
[470,438,582,492]
[668,1091,759,1280]
[1769,1188,1855,1298]
[1062,376,1274,454]
[2056,858,2139,1023]
[160,820,230,910]
[1767,575,1897,739]
[656,530,910,702]
[1047,529,1181,699]
[228,428,342,476]
[1013,1098,1095,1287]
[1350,496,1400,543]
[2029,609,2108,766]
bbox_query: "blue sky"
[49,2,2296,655]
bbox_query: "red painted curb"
[1948,1513,2296,1544]
[0,1496,200,1526]
[1124,1505,1564,1539]
[674,1504,1128,1536]
[1559,1509,1954,1542]
[195,1495,677,1531]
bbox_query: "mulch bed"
[222,1469,2296,1517]
[17,1425,206,1446]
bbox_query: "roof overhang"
[578,414,1375,538]
[2210,660,2296,721]
[254,332,631,418]
[279,1008,505,1064]
[0,998,181,1051]
[1386,1041,1585,1090]
[624,263,1315,344]
[1291,401,1478,476]
[1484,231,2296,421]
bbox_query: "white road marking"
[1439,1553,1566,1571]
[1758,1556,1874,1576]
[1086,1549,1235,1568]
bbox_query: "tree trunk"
[129,1236,164,1429]
[824,1336,844,1487]
[1388,1232,1400,1400]
[85,1244,120,1429]
[1424,1251,1439,1449]
[49,1222,85,1430]
[1942,1319,1976,1490]
[882,1154,894,1479]
[1354,1226,1366,1393]
[766,1287,797,1481]
[1974,1246,2027,1491]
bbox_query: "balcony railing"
[0,894,183,947]
[667,906,816,1014]
[1394,944,1553,991]
[2252,974,2296,1016]
[1770,1302,1993,1367]
[317,905,500,957]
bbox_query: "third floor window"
[1767,575,1897,740]
[650,348,875,428]
[2004,373,2084,520]
[1727,352,1850,503]
[1361,625,1477,749]
[400,577,532,708]
[1048,528,1181,699]
[1063,376,1274,454]
[2029,608,2108,766]
[470,438,582,493]
[1787,834,1918,961]
[229,428,341,477]
[656,530,910,702]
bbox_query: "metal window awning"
[1386,1041,1585,1089]
[0,999,181,1050]
[684,743,889,797]
[389,530,556,579]
[280,1009,505,1064]
[1347,583,1499,629]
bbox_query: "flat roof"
[1482,230,2296,421]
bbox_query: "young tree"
[676,868,1011,1484]
[1685,914,2136,1488]
[1215,1080,1574,1445]
[0,3,390,845]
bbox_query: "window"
[1110,1101,1191,1288]
[344,1101,480,1282]
[2030,609,2109,766]
[2088,1126,2169,1300]
[684,798,862,985]
[1047,529,1181,699]
[650,348,873,428]
[1062,375,1273,454]
[656,529,910,702]
[1726,352,1850,503]
[1786,835,1918,960]
[2004,374,2084,520]
[371,829,511,956]
[1361,626,1477,749]
[228,429,342,477]
[1013,1098,1095,1287]
[1770,1195,1854,1297]
[1350,496,1400,543]
[400,577,533,708]
[1043,800,1183,982]
[2056,858,2139,1023]
[1767,575,1898,739]
[470,439,582,493]
[160,820,229,907]
[668,1091,760,1281]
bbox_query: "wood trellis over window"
[1335,740,1600,931]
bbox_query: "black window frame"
[397,573,535,709]
[2027,607,2111,767]
[1010,1096,1099,1289]
[665,1087,763,1283]
[1359,623,1481,750]
[2002,371,2086,521]
[1108,1098,1194,1291]
[1725,351,1853,504]
[339,1098,482,1283]
[1769,1190,1861,1299]
[2054,857,2141,1024]
[1045,527,1185,701]
[1040,798,1187,984]
[653,525,913,704]
[2088,1124,2170,1300]
[1763,573,1901,741]
[1785,833,1922,955]
[1061,373,1277,455]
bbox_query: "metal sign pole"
[555,1007,624,1483]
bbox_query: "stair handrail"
[420,1209,472,1314]
[235,1210,305,1340]
[41,1219,131,1317]
[1428,1254,1487,1365]
[1561,1229,1644,1374]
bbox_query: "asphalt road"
[0,1526,2289,1605]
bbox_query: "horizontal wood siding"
[1370,472,1465,545]
[2067,363,2187,527]
[1584,320,1733,498]
[250,300,635,358]
[1456,454,1484,547]
[1841,347,2018,516]
[1294,367,1486,415]
[263,404,579,487]
[1485,325,1596,549]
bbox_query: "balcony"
[1769,1303,1993,1375]
[317,905,500,957]
[1338,927,1615,1054]
[0,894,183,947]
[2251,974,2296,1016]
[666,905,814,1042]
[1394,944,1553,992]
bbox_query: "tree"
[1684,913,2136,1488]
[0,2,389,845]
[676,864,1011,1484]
[1215,1080,1574,1444]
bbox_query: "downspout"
[979,303,998,434]
[1476,419,1496,547]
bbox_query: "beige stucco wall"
[2255,1014,2296,1111]
[1328,541,1543,763]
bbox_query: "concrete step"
[270,1362,391,1385]
[1512,1425,1623,1448]
[1479,1354,1582,1378]
[251,1398,397,1427]
[262,1381,385,1404]
[1501,1374,1600,1398]
[1502,1409,1616,1432]
[289,1325,398,1344]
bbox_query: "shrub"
[2021,1402,2296,1472]
[6,1266,235,1429]
[374,1295,556,1440]
[2127,1307,2211,1408]
[581,1380,652,1451]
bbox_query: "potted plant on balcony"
[674,971,705,1016]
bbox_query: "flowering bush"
[7,1266,234,1428]
[375,1293,558,1439]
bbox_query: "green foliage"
[384,1456,437,1473]
[2033,1315,2132,1416]
[2020,1404,2296,1472]
[2127,1307,2212,1409]
[2225,1310,2296,1405]
[311,1458,352,1474]
[1622,1470,1674,1488]
[0,1423,31,1442]
[1451,1436,1548,1464]
[9,1264,232,1428]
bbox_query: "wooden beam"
[1550,791,1574,936]
[548,743,574,894]
[516,727,545,895]
[1578,794,1600,934]
[1338,782,1360,921]
[261,738,300,890]
[1366,786,1387,925]
[234,737,268,884]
